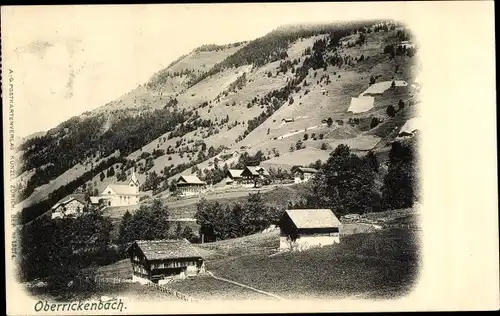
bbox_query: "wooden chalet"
[176,175,207,196]
[279,209,341,252]
[51,194,87,219]
[126,239,205,284]
[293,167,318,184]
[225,169,244,186]
[241,166,270,187]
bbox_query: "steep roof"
[129,170,140,186]
[284,209,341,229]
[296,167,318,174]
[102,184,138,196]
[177,175,206,185]
[242,166,270,177]
[89,196,101,204]
[52,194,86,210]
[227,169,243,178]
[130,239,203,261]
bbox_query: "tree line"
[194,193,283,242]
[193,140,419,242]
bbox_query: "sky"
[0,2,458,138]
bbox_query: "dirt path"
[206,271,284,300]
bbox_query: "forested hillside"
[15,19,419,225]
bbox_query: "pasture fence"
[145,282,198,302]
[93,276,134,284]
[93,275,197,302]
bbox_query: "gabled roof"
[128,239,203,261]
[242,166,270,177]
[52,194,86,210]
[284,209,341,229]
[177,175,206,185]
[102,184,138,196]
[227,169,243,178]
[89,196,101,204]
[128,170,140,186]
[296,167,318,174]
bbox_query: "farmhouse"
[241,166,270,187]
[126,239,205,284]
[294,167,318,184]
[282,118,294,124]
[176,175,207,196]
[224,169,244,186]
[279,209,341,252]
[400,40,415,49]
[51,194,87,219]
[98,171,140,207]
[397,117,421,139]
[348,96,375,113]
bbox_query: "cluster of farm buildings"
[177,165,318,196]
[50,166,318,220]
[48,167,339,286]
[126,208,341,285]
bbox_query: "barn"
[279,209,341,252]
[126,239,205,284]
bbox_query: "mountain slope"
[15,20,420,224]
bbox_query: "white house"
[293,167,318,184]
[51,194,87,219]
[279,209,341,252]
[97,171,140,207]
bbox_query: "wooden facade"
[241,166,271,188]
[293,167,318,184]
[126,239,205,284]
[279,209,341,251]
[176,175,207,196]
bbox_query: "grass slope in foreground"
[208,228,420,300]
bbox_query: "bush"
[370,117,381,129]
[386,105,396,117]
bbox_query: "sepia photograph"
[2,2,498,314]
